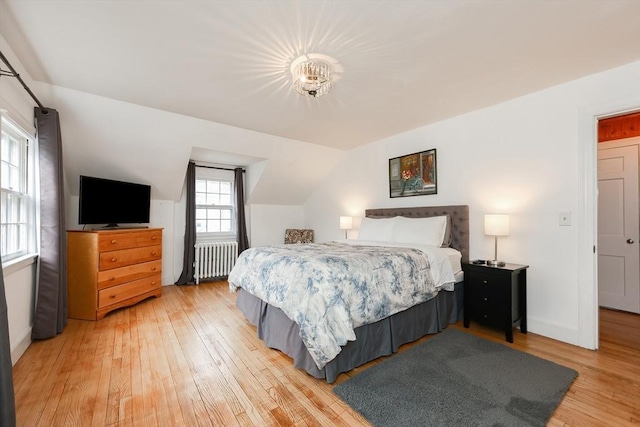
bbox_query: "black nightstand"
[463,261,528,343]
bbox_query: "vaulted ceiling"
[2,0,639,151]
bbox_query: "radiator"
[194,241,238,284]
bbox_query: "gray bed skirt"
[236,281,464,383]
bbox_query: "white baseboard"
[526,316,584,349]
[11,327,32,366]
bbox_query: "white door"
[598,144,640,313]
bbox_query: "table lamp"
[484,214,509,267]
[340,216,353,239]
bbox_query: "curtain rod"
[195,164,245,173]
[0,49,46,111]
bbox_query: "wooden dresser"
[67,228,163,320]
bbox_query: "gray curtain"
[234,167,249,254]
[176,161,196,285]
[32,107,67,340]
[0,262,16,426]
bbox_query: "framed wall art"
[389,149,437,198]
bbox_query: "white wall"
[0,34,39,363]
[250,205,305,247]
[305,61,640,348]
[3,261,36,364]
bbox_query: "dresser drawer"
[97,259,162,289]
[98,229,162,252]
[98,273,162,308]
[99,245,162,270]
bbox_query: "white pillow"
[392,215,448,247]
[357,217,396,241]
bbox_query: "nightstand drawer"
[468,271,503,288]
[467,283,507,328]
[469,310,502,327]
[469,291,501,309]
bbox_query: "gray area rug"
[333,328,577,427]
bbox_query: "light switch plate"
[559,212,571,226]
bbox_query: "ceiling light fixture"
[290,54,340,98]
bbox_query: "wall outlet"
[559,212,572,226]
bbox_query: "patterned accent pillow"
[284,229,314,244]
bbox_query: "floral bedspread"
[228,241,455,369]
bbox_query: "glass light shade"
[292,59,333,98]
[339,216,353,230]
[484,214,510,236]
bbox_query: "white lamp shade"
[339,216,353,230]
[484,214,510,236]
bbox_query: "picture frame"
[389,149,437,198]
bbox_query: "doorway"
[596,114,640,339]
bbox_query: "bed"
[229,205,469,383]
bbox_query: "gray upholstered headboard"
[365,205,470,263]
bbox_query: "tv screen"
[79,175,151,227]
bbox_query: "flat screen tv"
[79,175,151,228]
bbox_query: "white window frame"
[195,167,236,241]
[0,113,37,263]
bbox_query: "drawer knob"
[151,281,156,285]
[151,236,157,240]
[483,280,488,284]
[111,257,117,262]
[110,294,116,299]
[151,251,157,256]
[151,267,157,271]
[483,314,488,319]
[483,297,488,301]
[109,276,115,281]
[110,239,117,244]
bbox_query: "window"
[195,178,235,235]
[1,116,36,261]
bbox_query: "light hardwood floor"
[12,281,640,426]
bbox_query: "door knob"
[628,239,635,244]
